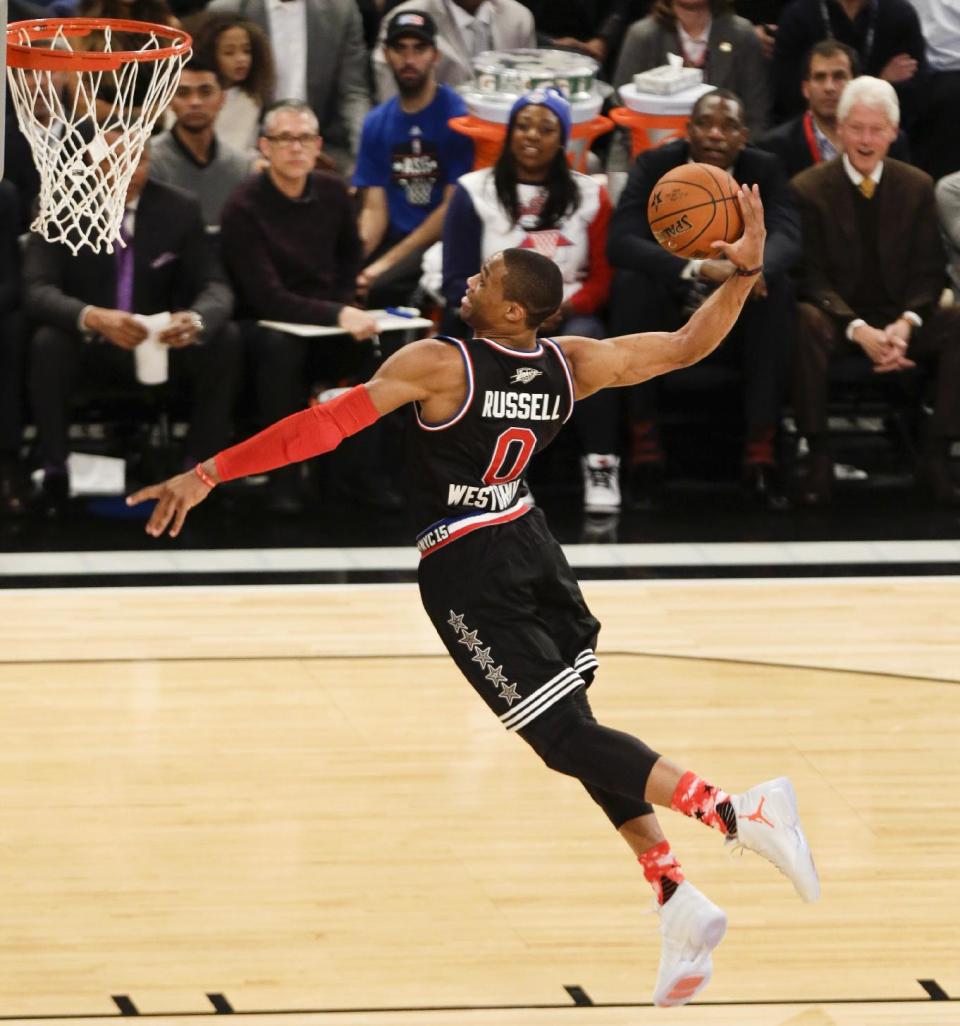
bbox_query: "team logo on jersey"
[510,368,543,385]
[519,229,573,259]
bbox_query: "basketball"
[647,163,744,260]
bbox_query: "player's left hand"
[126,468,213,538]
[710,184,765,273]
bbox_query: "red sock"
[670,771,736,836]
[638,840,685,905]
[744,425,776,466]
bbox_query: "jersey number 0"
[482,427,537,485]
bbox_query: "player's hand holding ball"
[647,163,765,273]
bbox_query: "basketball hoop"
[5,18,191,254]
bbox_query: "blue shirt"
[353,84,474,240]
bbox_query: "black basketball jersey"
[408,335,576,557]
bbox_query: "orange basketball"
[647,163,744,260]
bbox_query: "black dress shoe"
[35,470,69,518]
[796,450,833,507]
[265,467,305,515]
[915,455,960,507]
[333,470,406,513]
[0,456,29,516]
[741,462,790,511]
[628,461,666,511]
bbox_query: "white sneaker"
[581,453,621,512]
[652,881,728,1007]
[728,777,821,902]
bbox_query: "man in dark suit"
[607,88,801,508]
[771,0,927,129]
[791,76,960,506]
[757,39,909,178]
[24,138,240,513]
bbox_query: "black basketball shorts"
[418,507,601,731]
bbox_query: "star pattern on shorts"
[485,664,507,688]
[498,682,521,706]
[447,611,467,633]
[458,628,481,652]
[471,646,494,671]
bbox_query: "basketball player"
[129,185,819,1007]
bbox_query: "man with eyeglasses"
[150,57,254,231]
[220,100,380,512]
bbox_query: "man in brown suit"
[791,76,960,506]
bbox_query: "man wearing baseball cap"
[373,0,536,103]
[353,9,475,312]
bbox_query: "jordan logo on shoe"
[745,795,775,827]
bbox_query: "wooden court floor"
[0,578,958,1025]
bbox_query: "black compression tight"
[518,688,660,829]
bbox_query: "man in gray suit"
[613,0,770,135]
[373,0,536,103]
[207,0,370,172]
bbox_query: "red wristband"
[194,463,217,489]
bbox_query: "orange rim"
[6,18,191,72]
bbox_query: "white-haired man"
[790,76,960,506]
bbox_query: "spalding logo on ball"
[648,163,744,260]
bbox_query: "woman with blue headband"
[442,87,623,514]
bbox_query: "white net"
[6,20,189,254]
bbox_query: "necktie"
[115,215,135,312]
[858,178,876,200]
[471,17,492,55]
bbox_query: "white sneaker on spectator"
[728,777,821,902]
[581,454,621,512]
[653,881,728,1007]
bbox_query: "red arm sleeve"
[568,186,614,316]
[214,384,380,482]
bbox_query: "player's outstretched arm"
[126,338,459,538]
[558,186,767,398]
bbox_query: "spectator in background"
[607,89,800,509]
[149,57,253,230]
[207,0,369,173]
[613,0,770,135]
[909,0,960,182]
[732,0,787,61]
[518,0,651,70]
[791,77,960,507]
[936,171,960,292]
[442,89,621,513]
[354,10,474,310]
[373,0,536,102]
[75,0,182,43]
[24,139,239,515]
[756,40,909,178]
[220,101,379,513]
[0,181,27,516]
[190,12,275,157]
[771,0,927,130]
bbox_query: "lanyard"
[802,111,823,163]
[819,0,878,67]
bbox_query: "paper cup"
[134,337,169,385]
